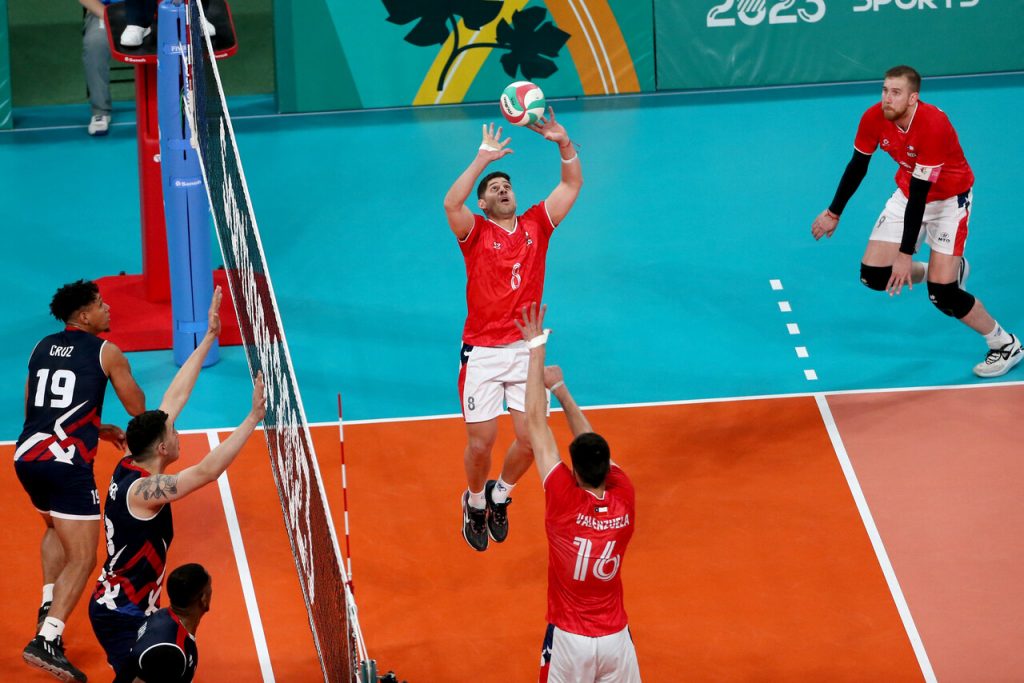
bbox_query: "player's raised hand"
[478,123,513,161]
[207,285,222,339]
[811,210,839,240]
[543,365,564,390]
[250,371,267,423]
[514,302,548,343]
[528,107,568,145]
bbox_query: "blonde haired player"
[443,109,582,552]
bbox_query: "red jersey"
[543,462,635,637]
[854,101,974,202]
[459,202,554,346]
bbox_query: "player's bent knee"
[927,281,975,319]
[860,263,891,291]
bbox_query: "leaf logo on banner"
[382,0,570,90]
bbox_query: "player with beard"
[811,65,1020,378]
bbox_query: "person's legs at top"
[82,11,111,135]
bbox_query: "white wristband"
[561,153,578,164]
[549,380,565,392]
[527,329,551,348]
[479,143,499,152]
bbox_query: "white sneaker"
[202,17,217,37]
[973,334,1023,378]
[88,114,110,136]
[120,25,151,47]
[957,257,970,289]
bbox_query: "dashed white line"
[770,279,784,290]
[778,301,792,312]
[804,369,818,380]
[787,323,801,335]
[795,346,809,358]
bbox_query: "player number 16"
[707,0,826,27]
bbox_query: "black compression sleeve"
[900,176,931,255]
[828,150,871,216]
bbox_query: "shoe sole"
[974,349,1023,378]
[22,652,79,682]
[460,496,488,552]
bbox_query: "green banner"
[0,0,11,129]
[656,1,1024,90]
[275,0,654,113]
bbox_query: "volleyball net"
[183,2,367,680]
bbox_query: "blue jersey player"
[17,279,145,682]
[89,287,267,676]
[114,563,212,683]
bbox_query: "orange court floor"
[2,385,1022,682]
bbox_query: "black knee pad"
[927,281,976,319]
[860,264,891,291]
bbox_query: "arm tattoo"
[135,474,178,501]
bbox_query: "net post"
[157,0,218,367]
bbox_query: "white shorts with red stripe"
[539,624,641,683]
[870,188,972,256]
[459,340,548,423]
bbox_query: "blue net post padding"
[157,0,218,367]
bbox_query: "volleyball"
[499,81,546,126]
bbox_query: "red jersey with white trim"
[543,462,635,637]
[854,101,974,201]
[459,202,555,346]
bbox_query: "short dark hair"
[477,171,511,199]
[126,410,169,458]
[50,280,99,323]
[885,65,921,93]
[167,563,210,609]
[569,432,611,488]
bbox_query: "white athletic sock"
[39,616,64,641]
[41,584,54,606]
[984,322,1012,349]
[491,477,515,505]
[468,488,486,510]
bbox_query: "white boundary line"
[1,378,1021,445]
[209,431,276,683]
[813,395,937,683]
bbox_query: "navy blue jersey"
[15,329,109,468]
[121,609,198,683]
[93,457,174,617]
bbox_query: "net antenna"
[182,1,367,679]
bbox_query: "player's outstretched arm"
[514,303,561,480]
[129,373,266,514]
[103,344,146,416]
[158,287,223,424]
[443,123,514,240]
[543,365,592,437]
[529,107,582,226]
[812,150,871,240]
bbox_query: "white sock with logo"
[984,322,1012,350]
[468,488,486,510]
[39,616,64,641]
[41,584,54,606]
[491,477,515,505]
